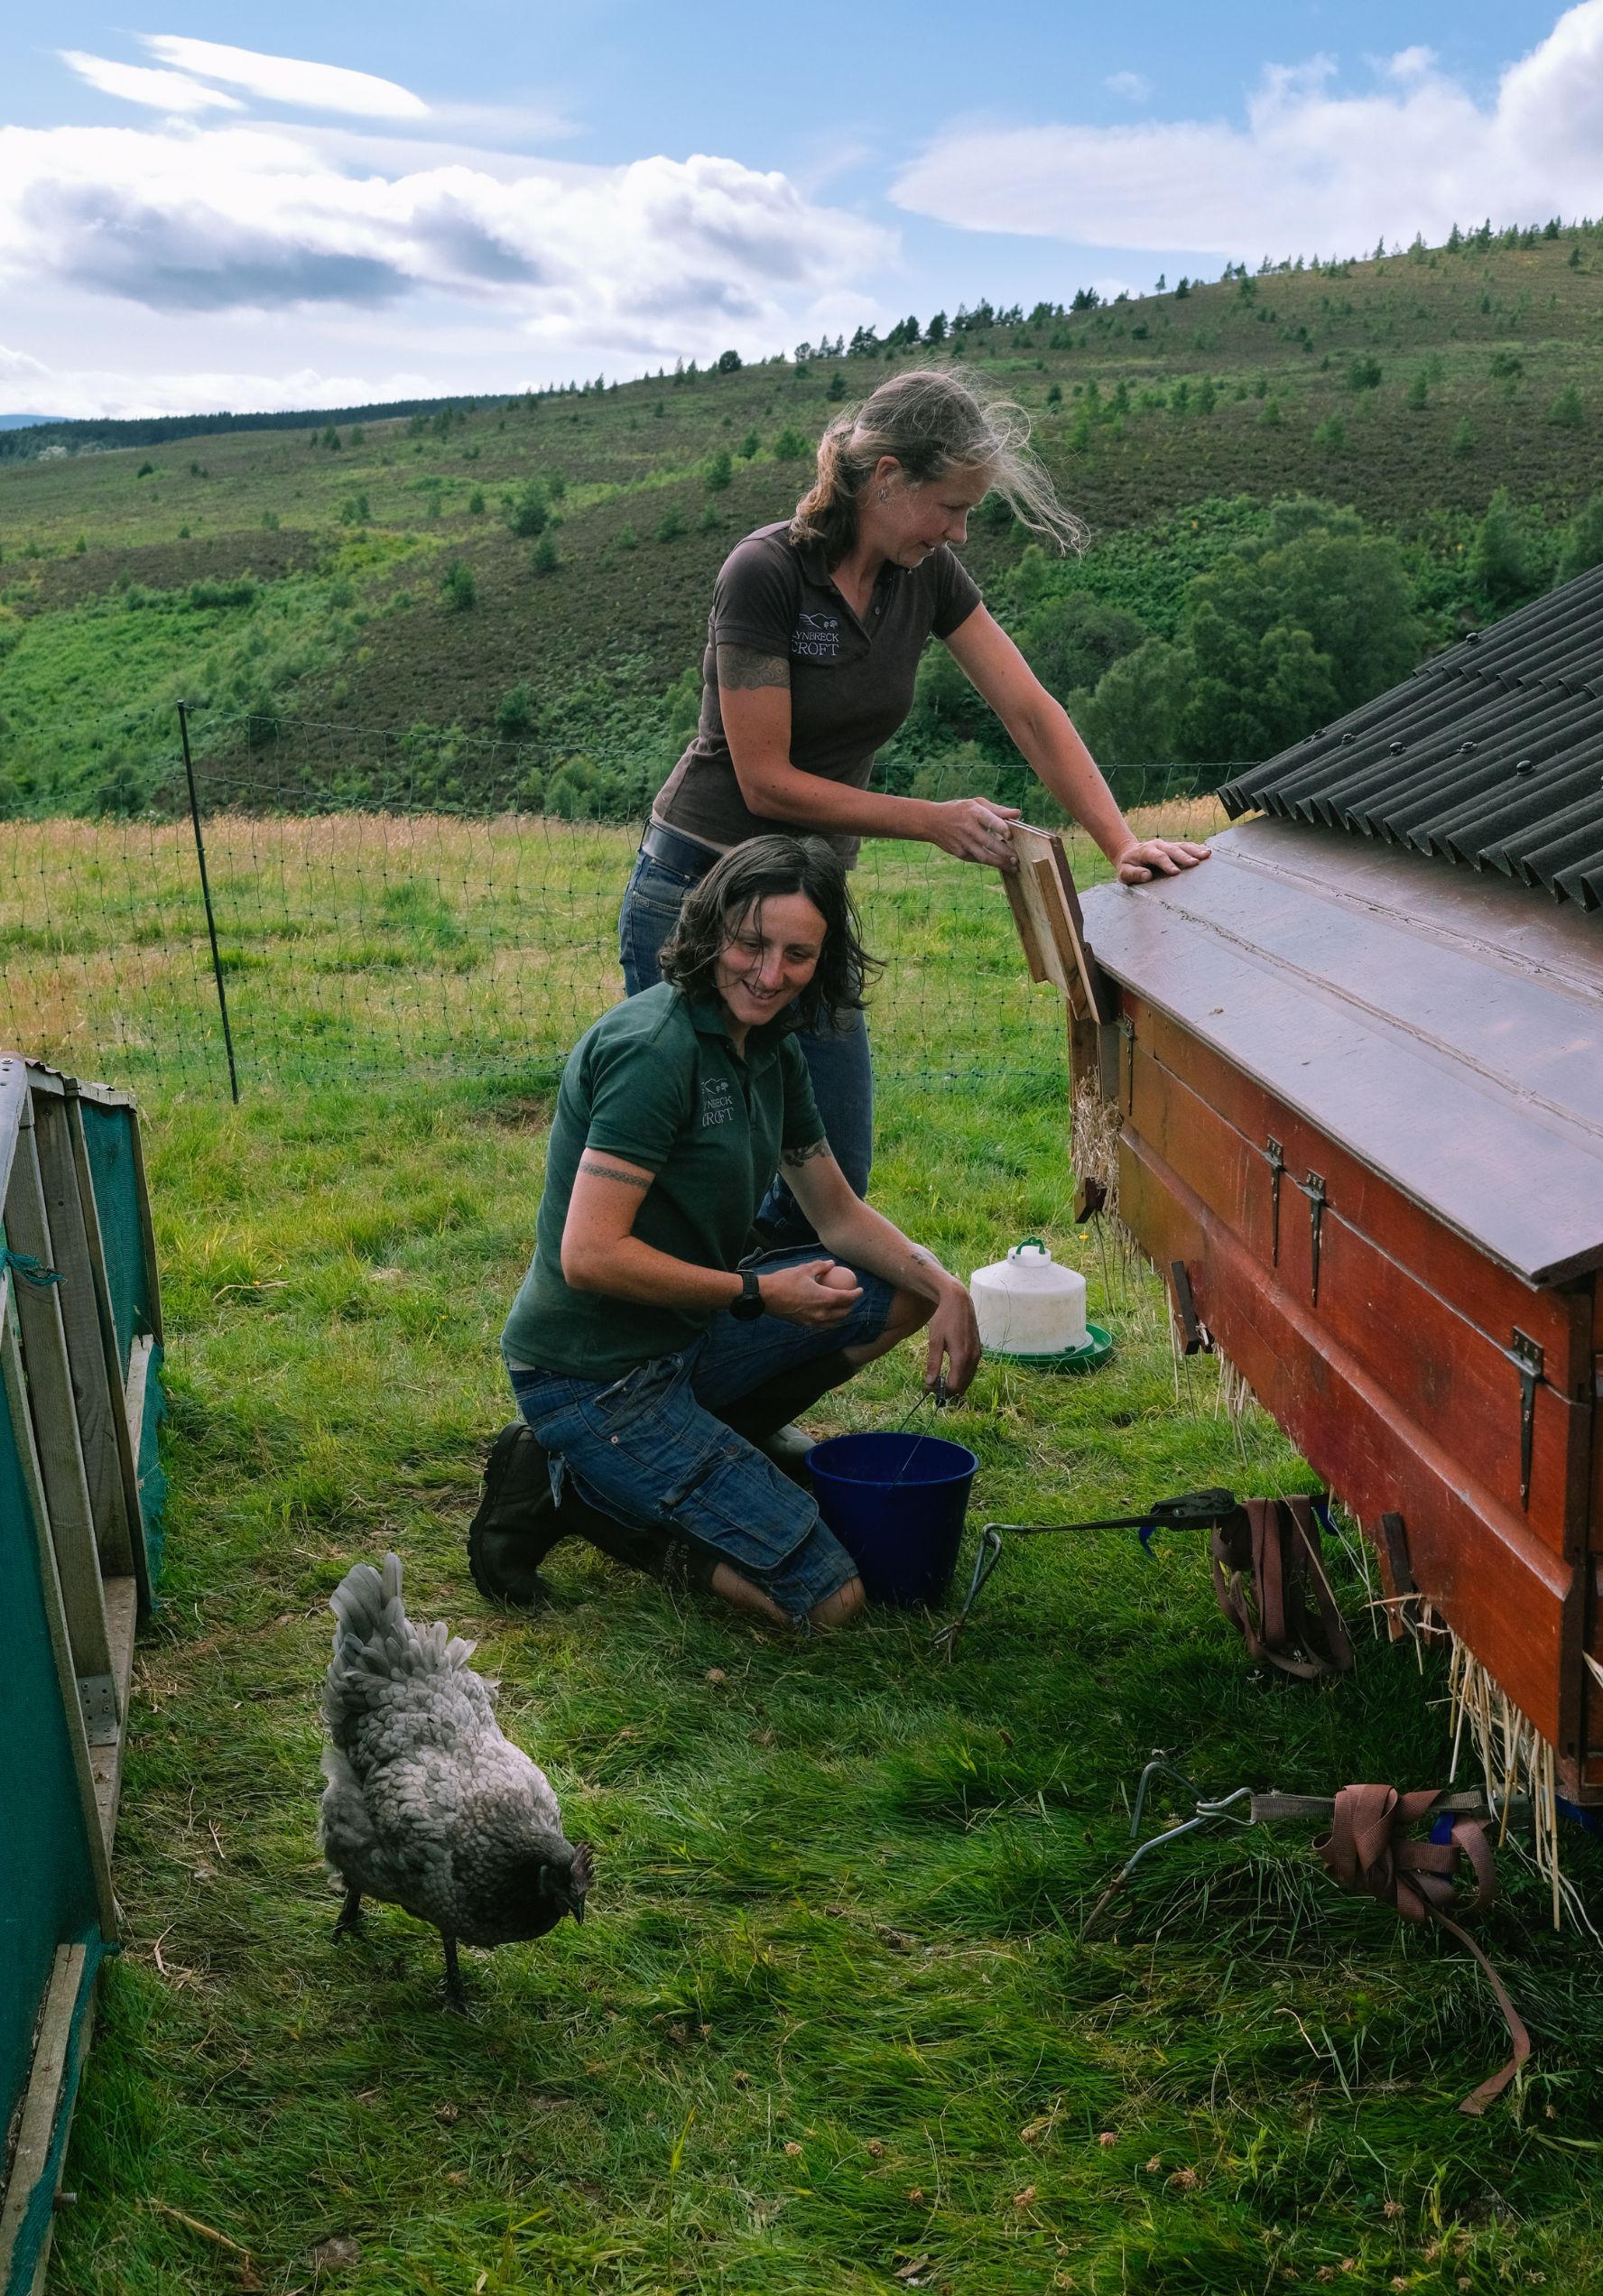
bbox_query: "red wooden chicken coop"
[1062,566,1603,1811]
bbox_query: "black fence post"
[176,700,240,1105]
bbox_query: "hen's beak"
[569,1893,587,1925]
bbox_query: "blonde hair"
[791,368,1086,560]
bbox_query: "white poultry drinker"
[968,1236,1110,1372]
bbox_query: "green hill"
[7,218,1603,815]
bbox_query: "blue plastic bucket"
[807,1431,978,1609]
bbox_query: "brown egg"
[819,1264,859,1292]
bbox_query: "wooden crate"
[0,1056,162,2296]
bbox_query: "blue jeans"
[509,1246,895,1622]
[618,845,873,1245]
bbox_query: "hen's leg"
[440,1932,467,2011]
[332,1884,363,1938]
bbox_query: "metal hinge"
[1506,1329,1544,1511]
[1170,1260,1214,1356]
[1294,1170,1328,1305]
[1263,1136,1285,1265]
[78,1673,120,1745]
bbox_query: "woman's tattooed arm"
[717,643,791,690]
[579,1158,653,1189]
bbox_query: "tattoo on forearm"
[907,1245,949,1279]
[579,1158,652,1190]
[718,643,791,691]
[781,1138,834,1169]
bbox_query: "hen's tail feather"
[326,1554,479,1724]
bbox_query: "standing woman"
[622,369,1208,1239]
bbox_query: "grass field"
[15,825,1603,2296]
[0,797,1218,1101]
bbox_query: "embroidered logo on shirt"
[700,1077,737,1129]
[792,611,841,661]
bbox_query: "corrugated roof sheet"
[1217,560,1603,910]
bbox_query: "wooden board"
[5,1121,115,1693]
[29,1092,134,1579]
[0,1945,89,2295]
[1083,819,1603,1286]
[1001,824,1110,1019]
[89,1577,138,1854]
[0,1058,27,1210]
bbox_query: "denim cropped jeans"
[509,1245,894,1622]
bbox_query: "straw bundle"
[1070,1076,1123,1228]
[1445,1640,1591,1935]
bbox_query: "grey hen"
[320,1552,591,2004]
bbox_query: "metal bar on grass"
[176,699,240,1104]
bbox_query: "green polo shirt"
[502,982,826,1380]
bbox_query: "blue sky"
[2,2,1594,415]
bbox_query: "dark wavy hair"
[659,835,881,1033]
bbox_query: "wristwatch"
[729,1269,766,1321]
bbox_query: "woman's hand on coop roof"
[1111,835,1212,885]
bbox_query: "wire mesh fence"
[1,704,1226,1106]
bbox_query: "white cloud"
[139,35,430,121]
[0,341,451,420]
[1105,71,1152,102]
[1385,46,1437,83]
[0,339,52,392]
[892,0,1603,255]
[60,51,245,115]
[0,119,895,367]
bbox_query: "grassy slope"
[16,833,1603,2296]
[8,229,1603,805]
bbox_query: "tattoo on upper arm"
[718,643,791,691]
[781,1138,834,1170]
[579,1157,653,1190]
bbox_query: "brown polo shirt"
[653,521,982,864]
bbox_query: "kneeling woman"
[482,835,979,1628]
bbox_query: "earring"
[877,488,890,500]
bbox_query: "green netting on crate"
[136,1342,167,1593]
[76,1100,153,1381]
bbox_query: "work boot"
[468,1421,712,1603]
[714,1348,857,1485]
[467,1349,857,1600]
[466,1422,566,1606]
